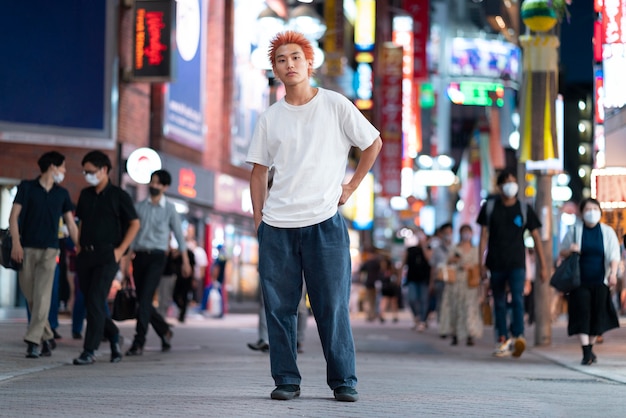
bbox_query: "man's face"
[273,44,312,86]
[82,162,105,186]
[51,161,66,175]
[149,175,168,194]
[499,174,518,198]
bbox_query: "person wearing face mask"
[429,222,454,335]
[403,228,432,332]
[73,151,140,365]
[477,169,547,358]
[440,224,483,346]
[125,169,191,356]
[558,198,620,365]
[8,151,79,358]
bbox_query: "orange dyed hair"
[268,31,315,77]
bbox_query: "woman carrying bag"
[558,198,621,365]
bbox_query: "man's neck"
[95,177,109,194]
[501,195,517,206]
[38,173,54,191]
[150,194,162,205]
[284,85,317,106]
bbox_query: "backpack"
[485,195,528,229]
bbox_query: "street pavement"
[2,304,626,418]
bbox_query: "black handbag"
[550,252,581,293]
[112,277,138,321]
[0,228,22,270]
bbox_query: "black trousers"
[132,251,169,347]
[76,247,120,353]
[173,276,192,320]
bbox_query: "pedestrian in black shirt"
[73,151,140,365]
[477,169,547,358]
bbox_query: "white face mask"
[501,182,519,198]
[84,173,100,186]
[583,209,601,226]
[52,172,64,184]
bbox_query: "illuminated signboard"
[595,69,605,124]
[448,38,521,86]
[354,0,375,110]
[592,167,626,208]
[354,0,375,52]
[447,81,504,107]
[133,0,175,81]
[602,0,626,44]
[602,43,626,108]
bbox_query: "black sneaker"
[161,329,173,352]
[73,351,95,365]
[40,340,53,357]
[247,339,269,352]
[125,345,143,356]
[333,386,359,402]
[270,384,301,400]
[25,342,40,359]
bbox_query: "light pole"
[519,0,564,346]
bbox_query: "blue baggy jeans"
[257,212,357,390]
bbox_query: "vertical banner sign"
[403,0,429,81]
[392,16,421,165]
[595,71,605,124]
[354,0,375,110]
[163,0,206,150]
[379,44,404,197]
[324,0,344,77]
[133,0,175,80]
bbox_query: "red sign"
[595,75,605,124]
[133,0,174,81]
[379,44,404,197]
[403,0,429,81]
[602,0,626,44]
[594,20,604,62]
[178,168,197,198]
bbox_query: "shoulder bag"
[112,276,138,321]
[550,227,581,294]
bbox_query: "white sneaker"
[493,338,512,357]
[416,322,426,332]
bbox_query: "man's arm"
[8,203,23,263]
[115,219,140,263]
[63,211,79,251]
[340,137,382,205]
[170,209,192,277]
[250,164,269,231]
[530,228,548,282]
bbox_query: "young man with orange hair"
[247,31,382,402]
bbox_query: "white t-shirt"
[246,87,380,228]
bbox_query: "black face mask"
[149,187,161,197]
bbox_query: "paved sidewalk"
[1,307,626,417]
